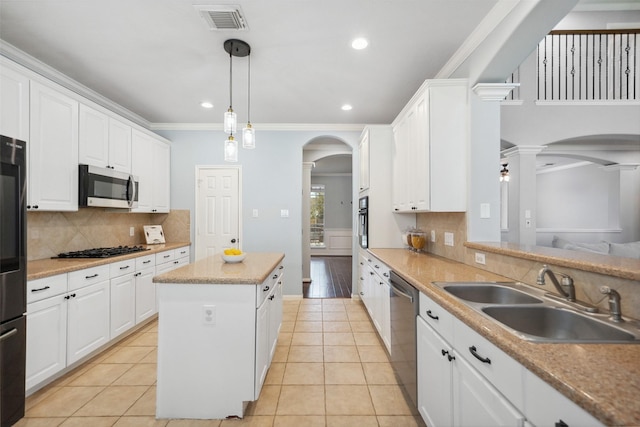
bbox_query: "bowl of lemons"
[222,248,246,263]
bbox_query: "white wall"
[311,175,352,229]
[157,128,360,296]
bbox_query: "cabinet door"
[26,296,67,390]
[152,140,170,212]
[108,118,132,173]
[0,61,30,141]
[268,276,283,363]
[417,315,453,427]
[67,281,110,365]
[255,297,270,400]
[29,81,79,211]
[411,93,429,211]
[391,116,409,212]
[110,274,136,338]
[131,129,153,212]
[381,282,391,352]
[359,130,370,192]
[135,267,156,324]
[79,104,109,168]
[452,350,525,427]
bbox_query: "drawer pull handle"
[441,349,455,362]
[31,286,51,292]
[85,274,99,279]
[174,261,179,264]
[120,266,130,270]
[279,266,284,270]
[143,260,151,264]
[263,286,270,292]
[164,255,171,258]
[272,274,278,279]
[269,295,275,300]
[426,310,439,320]
[0,328,18,342]
[135,272,142,277]
[383,273,389,278]
[469,346,491,364]
[555,420,569,427]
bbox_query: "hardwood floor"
[304,256,352,299]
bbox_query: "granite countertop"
[369,248,640,427]
[27,242,191,280]
[152,252,285,285]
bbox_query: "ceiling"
[1,0,503,125]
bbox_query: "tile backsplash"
[27,209,190,260]
[416,211,640,321]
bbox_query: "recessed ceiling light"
[351,37,369,50]
[341,104,353,111]
[201,101,214,109]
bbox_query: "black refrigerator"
[0,135,27,427]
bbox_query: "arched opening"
[302,137,353,298]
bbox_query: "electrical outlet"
[202,305,216,325]
[475,252,486,265]
[430,230,436,242]
[252,209,259,218]
[444,232,454,247]
[129,226,135,237]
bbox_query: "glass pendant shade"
[242,123,255,149]
[224,135,238,162]
[224,109,237,134]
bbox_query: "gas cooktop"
[53,245,149,259]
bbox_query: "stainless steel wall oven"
[0,135,27,427]
[358,196,368,249]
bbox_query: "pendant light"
[223,39,252,162]
[242,53,255,149]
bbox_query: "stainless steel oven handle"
[0,328,18,342]
[390,282,414,303]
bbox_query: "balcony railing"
[537,30,639,101]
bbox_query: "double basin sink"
[433,282,640,343]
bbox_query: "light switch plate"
[480,203,490,218]
[202,305,216,325]
[129,226,135,237]
[475,252,486,265]
[252,209,259,218]
[280,209,289,218]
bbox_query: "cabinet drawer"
[369,258,390,282]
[256,266,281,308]
[110,259,136,278]
[136,254,156,270]
[175,246,190,259]
[419,291,454,342]
[524,369,603,427]
[27,274,68,303]
[156,250,174,264]
[453,317,524,412]
[68,265,110,291]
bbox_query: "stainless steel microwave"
[79,164,138,208]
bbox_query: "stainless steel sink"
[482,305,638,343]
[441,283,543,305]
[433,281,640,343]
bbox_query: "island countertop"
[153,252,285,285]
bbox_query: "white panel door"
[0,61,30,140]
[195,167,240,261]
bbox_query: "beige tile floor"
[18,298,426,427]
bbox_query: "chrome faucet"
[536,264,576,301]
[600,286,623,322]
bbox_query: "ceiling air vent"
[194,5,248,31]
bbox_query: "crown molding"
[150,122,367,132]
[0,40,151,129]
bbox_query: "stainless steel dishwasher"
[389,270,420,407]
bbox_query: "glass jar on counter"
[410,231,427,252]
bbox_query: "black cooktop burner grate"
[53,245,149,259]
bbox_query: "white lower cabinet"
[417,290,603,427]
[110,273,136,339]
[361,254,391,352]
[66,280,110,365]
[135,266,156,324]
[26,290,68,390]
[418,291,525,427]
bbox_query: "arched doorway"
[302,137,353,298]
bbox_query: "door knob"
[231,238,237,243]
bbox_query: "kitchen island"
[153,252,285,420]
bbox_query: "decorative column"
[502,145,544,245]
[467,83,519,242]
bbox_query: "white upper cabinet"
[0,59,30,141]
[358,130,370,192]
[79,104,132,173]
[392,79,468,212]
[29,81,79,211]
[132,129,170,213]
